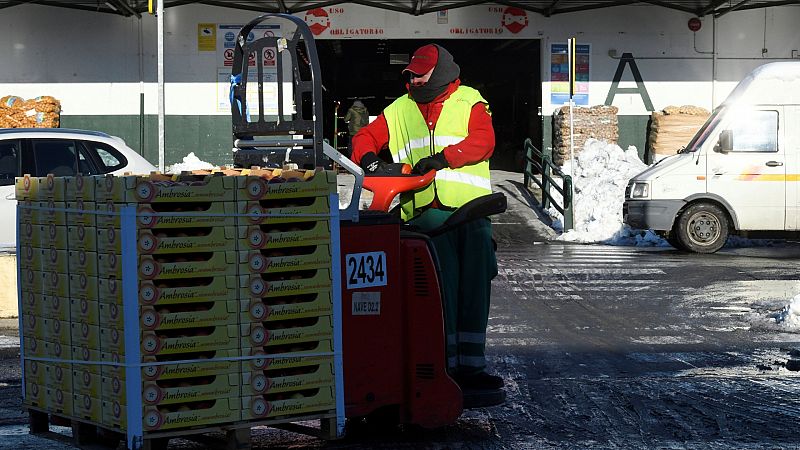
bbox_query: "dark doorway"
[316,39,541,172]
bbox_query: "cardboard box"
[142,373,240,406]
[137,251,238,280]
[22,313,45,340]
[64,174,97,200]
[242,269,332,299]
[101,374,127,405]
[242,316,333,348]
[139,325,240,356]
[73,393,102,422]
[67,224,97,250]
[43,318,70,344]
[24,380,46,408]
[240,245,331,275]
[23,336,47,357]
[42,271,69,298]
[70,321,100,349]
[15,174,66,201]
[96,173,238,203]
[136,201,239,229]
[72,345,102,375]
[137,276,238,306]
[97,277,122,304]
[139,301,242,331]
[24,360,47,385]
[69,274,98,301]
[71,297,100,325]
[142,397,240,431]
[239,220,331,251]
[45,340,69,361]
[69,250,98,277]
[18,243,38,271]
[241,386,334,420]
[237,169,336,201]
[42,294,70,321]
[19,223,67,249]
[136,226,239,255]
[66,199,97,227]
[20,290,42,318]
[45,363,72,391]
[45,387,73,415]
[242,292,332,323]
[239,195,331,225]
[139,351,241,381]
[241,361,334,396]
[242,340,333,371]
[34,200,67,225]
[101,399,127,431]
[72,367,102,398]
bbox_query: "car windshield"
[682,108,723,153]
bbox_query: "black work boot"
[453,371,505,390]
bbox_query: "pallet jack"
[230,14,507,430]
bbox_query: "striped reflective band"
[436,170,493,191]
[395,135,466,163]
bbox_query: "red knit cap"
[403,44,439,76]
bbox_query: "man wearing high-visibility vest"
[352,44,502,406]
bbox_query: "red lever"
[362,170,436,212]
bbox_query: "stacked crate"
[17,168,341,440]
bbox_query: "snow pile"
[546,139,668,246]
[166,152,215,173]
[776,293,800,329]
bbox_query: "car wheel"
[676,202,729,253]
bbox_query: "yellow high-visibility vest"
[384,86,492,221]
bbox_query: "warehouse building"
[0,0,798,170]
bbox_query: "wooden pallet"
[26,407,340,450]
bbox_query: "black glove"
[413,152,448,174]
[360,152,407,176]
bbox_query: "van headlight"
[630,182,650,199]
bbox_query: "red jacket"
[351,79,495,169]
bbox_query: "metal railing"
[523,138,574,231]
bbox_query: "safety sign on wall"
[550,43,590,106]
[217,24,283,113]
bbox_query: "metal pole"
[157,0,165,172]
[138,18,145,156]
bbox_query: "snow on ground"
[165,152,216,173]
[545,139,669,247]
[545,139,781,249]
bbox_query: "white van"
[623,61,800,253]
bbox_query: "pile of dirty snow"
[546,139,668,246]
[776,294,800,329]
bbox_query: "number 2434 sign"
[345,251,387,289]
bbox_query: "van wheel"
[676,203,729,253]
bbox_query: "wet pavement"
[2,171,800,448]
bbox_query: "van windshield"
[683,108,723,153]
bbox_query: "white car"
[0,128,157,248]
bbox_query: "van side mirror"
[716,130,733,153]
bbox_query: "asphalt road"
[3,172,800,448]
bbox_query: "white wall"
[0,3,798,116]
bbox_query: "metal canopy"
[1,0,796,18]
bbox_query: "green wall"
[61,115,234,167]
[63,114,654,169]
[541,115,651,164]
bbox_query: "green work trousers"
[409,208,498,376]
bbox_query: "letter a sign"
[604,53,654,112]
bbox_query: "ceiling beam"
[422,0,489,14]
[290,0,351,13]
[639,0,696,13]
[351,0,414,14]
[276,0,287,12]
[197,0,280,12]
[109,0,141,17]
[732,0,800,11]
[545,0,562,17]
[493,0,545,15]
[697,0,729,16]
[550,0,639,15]
[714,0,752,17]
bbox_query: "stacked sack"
[552,105,618,166]
[648,105,710,160]
[0,95,61,128]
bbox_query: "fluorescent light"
[105,1,118,11]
